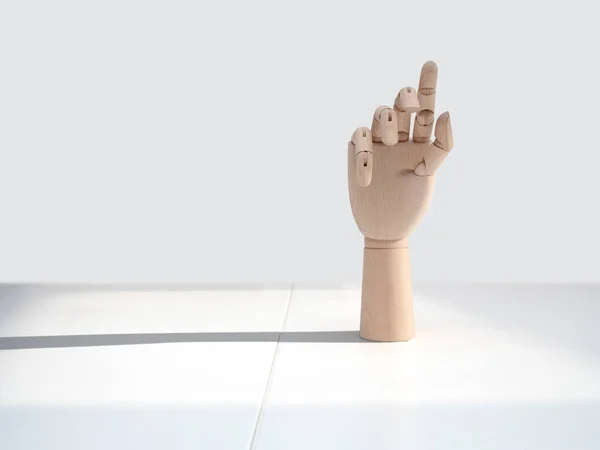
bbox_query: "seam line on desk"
[249,282,294,450]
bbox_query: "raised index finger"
[413,61,438,143]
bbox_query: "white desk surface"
[1,284,599,449]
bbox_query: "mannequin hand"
[348,61,454,241]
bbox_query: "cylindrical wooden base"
[359,238,415,342]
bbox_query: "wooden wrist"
[360,237,415,342]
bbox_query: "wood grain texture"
[360,239,415,342]
[348,140,436,240]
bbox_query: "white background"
[1,0,598,283]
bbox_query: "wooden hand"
[347,61,455,342]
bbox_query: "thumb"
[414,112,453,176]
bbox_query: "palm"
[348,61,453,241]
